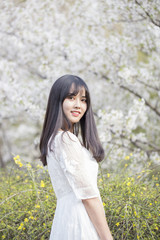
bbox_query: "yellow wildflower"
[18,162,23,167]
[29,216,34,220]
[23,227,25,230]
[2,236,5,239]
[18,222,24,230]
[130,153,133,156]
[132,193,135,197]
[46,195,49,199]
[37,164,43,169]
[125,156,130,160]
[149,203,152,206]
[14,155,20,160]
[107,173,110,178]
[40,180,45,188]
[26,163,32,169]
[156,183,159,187]
[103,202,106,207]
[35,204,40,208]
[116,222,120,226]
[125,164,128,168]
[24,218,28,222]
[127,182,131,186]
[99,178,103,182]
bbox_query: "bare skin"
[82,197,113,240]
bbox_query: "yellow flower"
[132,193,135,197]
[2,236,5,239]
[134,211,137,216]
[116,222,120,226]
[43,223,46,226]
[35,204,40,208]
[14,155,20,160]
[130,153,133,156]
[137,175,141,179]
[125,156,130,160]
[103,202,106,207]
[137,235,140,240]
[155,226,158,230]
[46,195,49,199]
[127,182,131,186]
[149,203,152,206]
[16,175,20,180]
[125,164,128,168]
[18,162,23,167]
[107,173,110,178]
[24,218,28,222]
[99,178,103,182]
[18,222,24,230]
[26,163,32,169]
[29,216,34,220]
[156,183,159,187]
[23,227,26,230]
[40,180,45,188]
[37,164,43,169]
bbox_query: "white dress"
[47,131,103,240]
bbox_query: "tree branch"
[120,85,160,117]
[136,79,160,92]
[135,0,160,28]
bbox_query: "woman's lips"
[71,111,80,117]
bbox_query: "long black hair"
[39,74,104,166]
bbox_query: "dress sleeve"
[55,131,99,200]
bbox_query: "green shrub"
[0,155,159,240]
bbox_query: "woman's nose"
[74,98,81,108]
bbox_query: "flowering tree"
[0,0,160,170]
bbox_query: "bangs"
[67,82,90,106]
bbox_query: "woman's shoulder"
[56,130,81,145]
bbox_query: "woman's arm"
[82,197,113,240]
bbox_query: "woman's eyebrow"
[68,92,76,96]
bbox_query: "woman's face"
[62,85,87,127]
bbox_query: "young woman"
[39,75,113,240]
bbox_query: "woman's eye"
[82,99,86,102]
[68,96,74,100]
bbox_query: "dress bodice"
[47,131,100,200]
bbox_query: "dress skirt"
[49,192,100,240]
